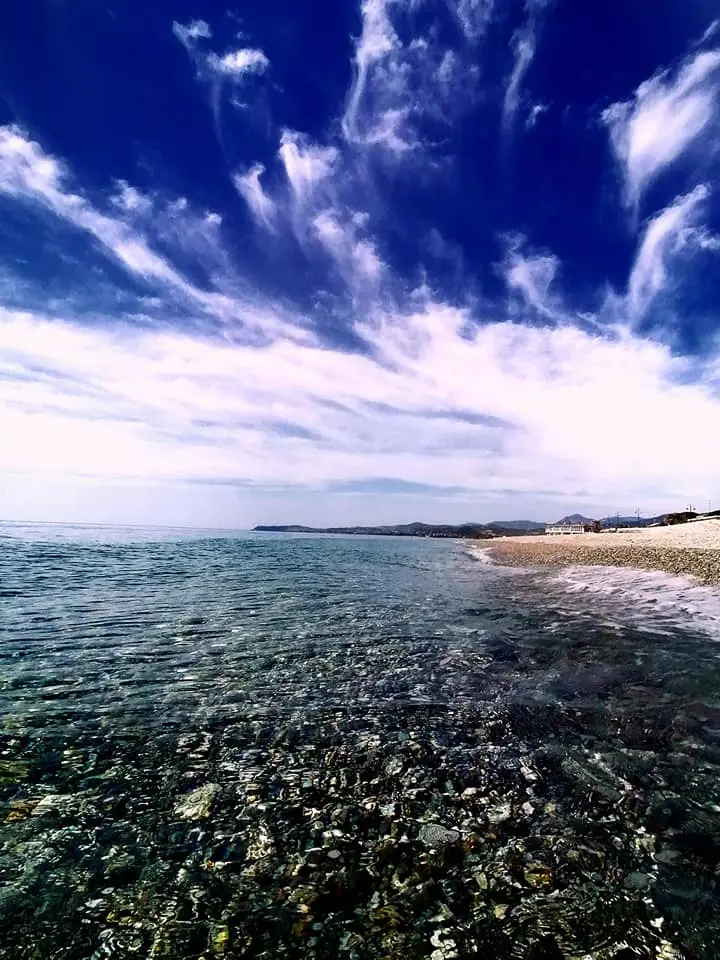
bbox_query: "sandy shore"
[483,519,720,585]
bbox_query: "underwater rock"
[418,823,460,847]
[173,783,219,821]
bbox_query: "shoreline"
[480,520,720,586]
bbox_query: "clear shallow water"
[1,524,720,959]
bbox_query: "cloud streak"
[173,18,270,86]
[207,49,269,79]
[342,0,410,152]
[2,5,720,525]
[603,47,720,208]
[0,126,313,343]
[453,0,495,41]
[627,184,711,318]
[503,27,536,130]
[341,0,483,154]
[2,299,720,512]
[172,19,212,48]
[502,0,554,131]
[232,164,277,228]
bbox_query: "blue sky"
[1,0,719,527]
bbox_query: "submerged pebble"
[1,528,718,958]
[418,823,460,847]
[173,783,219,820]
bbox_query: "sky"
[1,0,719,528]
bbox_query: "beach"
[484,518,720,585]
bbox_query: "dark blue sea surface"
[1,524,720,959]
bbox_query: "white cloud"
[314,210,384,285]
[691,229,720,252]
[342,0,408,151]
[313,211,346,256]
[0,126,309,342]
[207,48,269,79]
[700,20,719,46]
[110,180,154,216]
[341,0,471,154]
[172,20,269,90]
[453,0,495,41]
[0,126,185,288]
[504,241,561,320]
[353,240,384,280]
[232,164,277,227]
[628,184,710,317]
[503,29,535,130]
[502,1,554,131]
[526,102,548,128]
[3,301,720,514]
[279,130,338,208]
[172,19,212,49]
[3,93,720,526]
[603,49,720,207]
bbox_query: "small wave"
[548,564,720,639]
[466,545,497,564]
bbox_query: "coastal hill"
[254,514,673,538]
[256,520,553,539]
[254,522,500,539]
[558,514,668,528]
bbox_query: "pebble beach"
[484,519,720,585]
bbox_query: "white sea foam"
[466,546,497,565]
[548,564,720,640]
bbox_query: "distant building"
[545,523,585,535]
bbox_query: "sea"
[1,522,720,960]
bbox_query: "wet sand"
[483,519,720,585]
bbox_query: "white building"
[545,523,585,535]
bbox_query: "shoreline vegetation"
[481,520,720,586]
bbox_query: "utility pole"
[636,508,640,528]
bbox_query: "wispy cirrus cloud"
[313,210,385,289]
[232,164,277,228]
[627,184,711,318]
[3,294,720,513]
[232,124,379,291]
[342,0,412,152]
[278,131,338,210]
[172,18,212,48]
[603,47,720,208]
[3,3,720,527]
[503,27,536,131]
[502,0,554,131]
[173,17,270,84]
[504,241,561,321]
[452,0,495,42]
[2,120,720,520]
[206,48,269,79]
[0,125,194,291]
[0,126,310,343]
[341,0,483,154]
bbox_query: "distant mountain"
[488,520,546,531]
[553,513,668,528]
[598,514,667,527]
[256,512,675,538]
[253,521,534,539]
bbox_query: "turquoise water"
[1,524,720,959]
